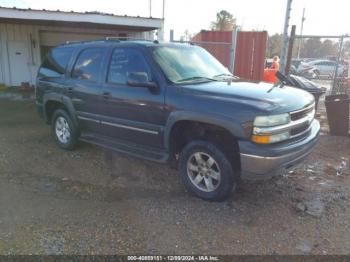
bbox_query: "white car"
[298,60,344,78]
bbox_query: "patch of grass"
[0,84,8,91]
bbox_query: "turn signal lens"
[251,131,290,144]
[251,135,270,144]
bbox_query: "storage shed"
[0,7,164,86]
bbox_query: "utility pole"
[162,0,165,19]
[279,0,293,74]
[297,8,306,59]
[149,0,152,17]
[285,25,296,75]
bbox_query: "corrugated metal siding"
[0,23,148,86]
[191,30,267,81]
[192,31,232,68]
[234,31,267,82]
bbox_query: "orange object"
[251,135,270,144]
[271,60,280,71]
[263,68,277,83]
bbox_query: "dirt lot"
[0,91,349,255]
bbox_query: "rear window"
[38,47,74,79]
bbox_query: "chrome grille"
[290,104,315,121]
[289,103,315,139]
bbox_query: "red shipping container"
[192,30,267,82]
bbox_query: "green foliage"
[210,10,236,31]
[266,34,283,58]
[266,34,343,59]
[300,38,338,58]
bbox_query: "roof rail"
[105,36,159,43]
[57,37,160,47]
[58,40,99,46]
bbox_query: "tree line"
[180,10,350,59]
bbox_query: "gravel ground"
[0,91,349,255]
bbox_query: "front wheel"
[178,140,238,201]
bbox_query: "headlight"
[253,113,290,127]
[251,113,291,144]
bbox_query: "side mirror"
[127,72,158,90]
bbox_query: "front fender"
[164,110,245,150]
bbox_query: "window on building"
[72,48,105,82]
[107,48,151,85]
[38,47,74,79]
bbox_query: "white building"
[0,7,164,86]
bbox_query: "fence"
[288,34,350,95]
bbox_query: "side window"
[72,48,105,82]
[107,48,151,85]
[38,47,74,79]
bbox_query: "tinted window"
[107,48,151,84]
[38,47,74,79]
[72,48,105,82]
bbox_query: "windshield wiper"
[213,73,239,80]
[176,76,217,83]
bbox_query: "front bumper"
[239,119,320,177]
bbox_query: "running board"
[79,133,169,163]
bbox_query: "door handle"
[103,92,111,99]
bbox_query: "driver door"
[100,47,166,149]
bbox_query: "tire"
[51,109,78,150]
[178,140,238,201]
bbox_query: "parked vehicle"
[36,40,320,201]
[298,59,344,78]
[276,72,326,110]
[297,65,318,79]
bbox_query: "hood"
[181,80,315,113]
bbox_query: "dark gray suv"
[36,40,320,201]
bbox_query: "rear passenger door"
[37,46,74,98]
[101,47,166,148]
[66,47,108,134]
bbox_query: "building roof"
[0,6,163,31]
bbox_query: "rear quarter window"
[38,47,74,79]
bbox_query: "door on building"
[8,41,31,86]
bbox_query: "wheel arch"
[165,111,243,170]
[43,93,77,126]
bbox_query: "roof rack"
[57,37,160,47]
[105,37,159,44]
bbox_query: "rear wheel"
[52,109,78,150]
[178,140,238,201]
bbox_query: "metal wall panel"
[234,31,267,82]
[192,30,267,81]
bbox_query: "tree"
[341,40,350,58]
[180,29,192,41]
[266,34,283,58]
[300,38,322,58]
[210,10,236,31]
[319,39,337,57]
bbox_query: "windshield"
[152,45,233,83]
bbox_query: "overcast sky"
[1,0,348,40]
